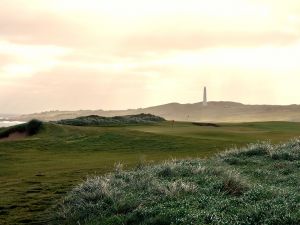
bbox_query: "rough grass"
[54,140,300,225]
[55,113,166,126]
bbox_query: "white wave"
[0,121,25,128]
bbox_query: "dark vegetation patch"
[0,119,43,139]
[192,122,220,127]
[53,139,300,225]
[55,113,166,127]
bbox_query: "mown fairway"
[1,121,300,224]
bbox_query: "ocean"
[0,121,25,128]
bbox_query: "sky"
[1,0,300,114]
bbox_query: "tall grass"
[53,139,300,225]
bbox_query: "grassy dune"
[1,121,300,224]
[55,140,300,225]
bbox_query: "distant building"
[203,86,207,106]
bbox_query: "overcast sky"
[1,0,300,114]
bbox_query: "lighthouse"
[203,87,207,106]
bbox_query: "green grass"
[1,121,300,224]
[54,140,300,225]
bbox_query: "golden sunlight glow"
[0,41,70,78]
[1,0,300,113]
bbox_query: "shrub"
[26,119,43,135]
[221,171,248,196]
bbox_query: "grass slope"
[1,121,300,224]
[55,140,300,225]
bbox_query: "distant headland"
[8,101,300,123]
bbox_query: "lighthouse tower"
[203,87,207,106]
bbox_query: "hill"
[10,101,300,122]
[55,114,165,126]
[54,139,300,225]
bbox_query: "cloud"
[1,0,300,113]
[120,31,300,55]
[0,4,87,47]
[0,41,70,80]
[0,65,152,113]
[1,0,299,55]
[0,54,19,66]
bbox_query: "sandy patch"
[0,132,27,141]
